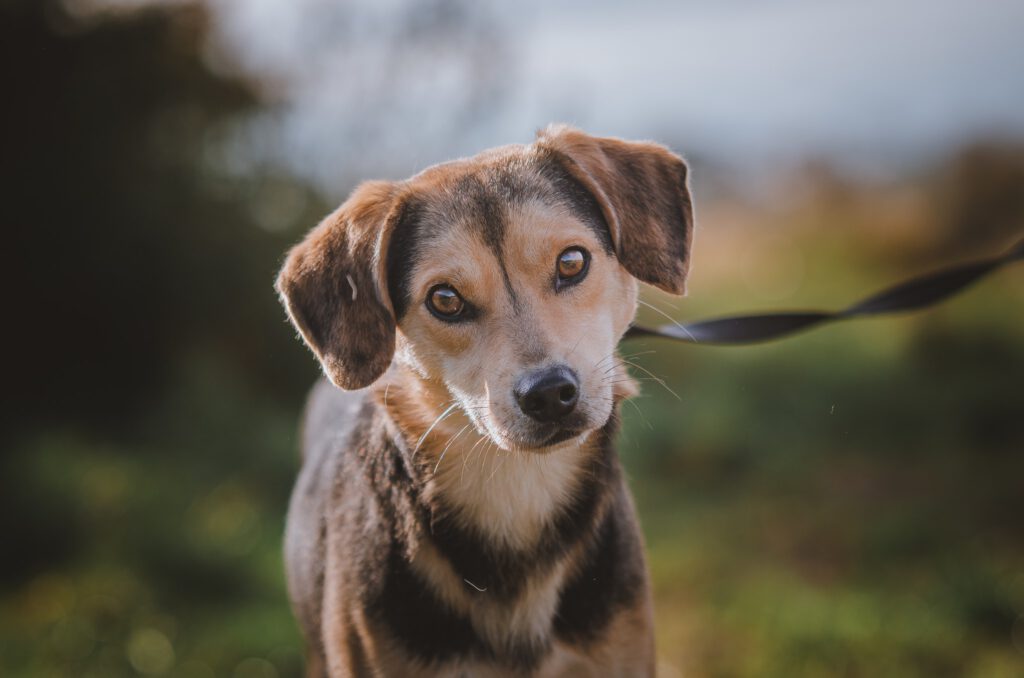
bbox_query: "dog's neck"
[375,366,611,552]
[372,365,631,654]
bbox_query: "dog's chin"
[544,428,583,447]
[488,419,603,454]
[473,399,614,453]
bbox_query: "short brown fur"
[277,126,694,676]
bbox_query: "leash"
[624,236,1024,345]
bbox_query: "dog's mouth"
[512,425,589,452]
[545,428,583,446]
[471,398,611,453]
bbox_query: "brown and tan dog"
[276,125,694,677]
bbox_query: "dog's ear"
[276,181,403,390]
[536,125,694,295]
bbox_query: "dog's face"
[277,125,693,452]
[392,185,637,450]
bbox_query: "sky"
[78,0,1024,195]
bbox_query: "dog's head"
[277,126,693,451]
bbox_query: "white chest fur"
[411,431,594,648]
[427,432,590,551]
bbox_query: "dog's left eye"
[426,284,467,320]
[556,246,589,289]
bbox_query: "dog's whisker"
[434,424,470,474]
[412,402,460,457]
[599,352,645,375]
[565,332,587,360]
[479,439,496,476]
[460,433,489,485]
[622,397,654,430]
[620,359,681,401]
[591,352,616,373]
[487,448,510,482]
[471,436,494,478]
[605,375,673,388]
[637,298,697,342]
[610,373,666,388]
[591,356,624,383]
[602,364,629,379]
[598,350,657,378]
[619,350,657,361]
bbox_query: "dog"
[275,125,694,677]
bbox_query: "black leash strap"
[625,236,1024,345]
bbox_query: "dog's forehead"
[411,149,543,226]
[413,145,611,236]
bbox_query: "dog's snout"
[514,366,580,423]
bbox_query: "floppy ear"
[536,124,694,295]
[275,181,402,390]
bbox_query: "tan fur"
[394,197,638,452]
[373,361,640,672]
[536,125,694,295]
[276,126,694,677]
[539,605,656,677]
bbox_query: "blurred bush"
[0,2,318,675]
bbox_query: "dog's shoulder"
[285,378,379,646]
[289,377,383,560]
[300,377,372,458]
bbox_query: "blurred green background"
[1,1,1022,676]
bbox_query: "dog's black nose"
[514,366,580,422]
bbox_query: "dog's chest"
[429,438,587,550]
[412,439,592,647]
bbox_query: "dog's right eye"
[426,284,466,320]
[555,246,590,290]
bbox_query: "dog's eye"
[426,284,466,320]
[556,247,589,288]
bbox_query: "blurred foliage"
[0,2,319,676]
[1,1,1022,677]
[0,0,323,436]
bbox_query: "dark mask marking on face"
[386,196,429,320]
[386,159,607,321]
[534,150,615,255]
[456,173,525,312]
[456,174,506,256]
